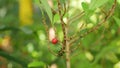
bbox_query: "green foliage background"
[0,0,120,68]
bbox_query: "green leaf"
[82,2,89,11]
[106,52,119,63]
[40,0,53,24]
[89,0,109,10]
[84,10,94,20]
[81,2,94,21]
[118,0,120,4]
[28,61,45,67]
[60,0,66,4]
[113,16,120,27]
[92,40,118,65]
[53,14,60,23]
[0,50,28,67]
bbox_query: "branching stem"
[70,0,117,45]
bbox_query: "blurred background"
[0,0,120,68]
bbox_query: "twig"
[70,42,81,53]
[57,0,71,68]
[48,44,58,56]
[69,23,85,42]
[62,3,67,17]
[68,11,85,24]
[91,28,105,47]
[57,0,66,56]
[42,17,49,38]
[42,17,58,56]
[66,44,71,68]
[70,42,83,58]
[70,0,117,45]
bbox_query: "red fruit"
[52,38,58,44]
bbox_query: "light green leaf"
[40,0,53,24]
[118,0,120,4]
[81,2,94,21]
[113,16,120,27]
[28,61,45,67]
[54,14,60,23]
[89,0,109,10]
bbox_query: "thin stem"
[57,0,71,68]
[69,23,85,42]
[57,0,66,56]
[66,46,70,68]
[42,17,58,56]
[70,0,116,45]
[68,11,85,24]
[65,0,71,68]
[65,26,71,68]
[42,17,49,39]
[70,42,81,58]
[66,0,84,25]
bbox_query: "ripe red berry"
[52,38,58,44]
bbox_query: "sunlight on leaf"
[27,43,34,53]
[89,0,109,10]
[117,0,120,4]
[28,61,45,67]
[114,61,120,68]
[85,51,94,61]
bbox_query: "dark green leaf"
[82,2,89,11]
[40,0,53,24]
